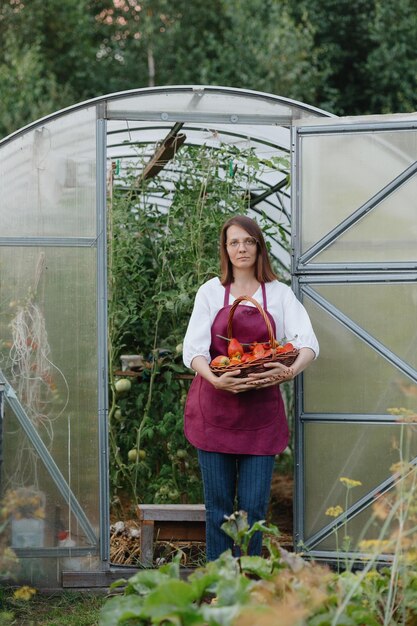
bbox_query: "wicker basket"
[210,295,299,378]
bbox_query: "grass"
[0,589,105,625]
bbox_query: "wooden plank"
[155,521,206,542]
[62,566,199,588]
[140,520,155,567]
[62,570,114,588]
[137,504,206,567]
[137,504,206,522]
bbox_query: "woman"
[183,215,319,560]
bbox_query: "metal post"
[0,382,4,496]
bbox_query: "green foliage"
[221,510,280,558]
[1,0,417,138]
[100,506,417,626]
[218,0,325,106]
[0,34,70,139]
[0,0,100,95]
[103,430,417,624]
[291,0,376,115]
[288,0,417,115]
[364,0,417,114]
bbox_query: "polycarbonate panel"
[304,422,417,546]
[0,107,96,237]
[312,283,417,371]
[314,174,417,263]
[300,130,417,254]
[0,247,99,577]
[107,89,295,122]
[302,294,417,414]
[313,479,413,552]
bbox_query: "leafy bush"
[101,475,417,626]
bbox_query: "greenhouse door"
[292,113,417,561]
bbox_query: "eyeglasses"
[226,237,258,248]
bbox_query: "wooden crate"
[137,504,206,567]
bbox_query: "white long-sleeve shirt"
[183,277,319,368]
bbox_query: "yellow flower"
[13,586,37,601]
[325,505,344,517]
[390,461,413,475]
[358,539,393,553]
[403,550,417,565]
[340,477,362,488]
[364,570,381,581]
[387,407,417,422]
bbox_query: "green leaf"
[125,568,173,596]
[201,604,242,626]
[99,594,146,626]
[142,579,198,620]
[188,570,222,601]
[240,555,273,579]
[215,573,252,606]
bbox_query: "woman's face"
[225,224,258,270]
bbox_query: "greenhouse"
[0,85,416,589]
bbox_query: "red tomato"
[252,343,265,359]
[228,338,244,358]
[211,355,230,367]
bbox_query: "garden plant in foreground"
[100,407,417,626]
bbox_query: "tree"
[288,0,377,115]
[0,35,70,139]
[364,0,417,113]
[218,0,325,107]
[0,0,103,137]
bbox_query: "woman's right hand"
[190,355,251,394]
[212,370,252,394]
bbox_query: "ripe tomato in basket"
[251,342,266,360]
[211,355,230,367]
[228,338,244,359]
[277,342,294,354]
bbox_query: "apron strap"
[262,282,268,311]
[224,283,231,306]
[224,282,268,309]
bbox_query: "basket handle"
[227,295,276,345]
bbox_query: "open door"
[292,113,417,561]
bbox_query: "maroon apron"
[184,283,289,455]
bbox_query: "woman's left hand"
[245,361,295,388]
[244,347,316,389]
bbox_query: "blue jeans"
[197,449,275,561]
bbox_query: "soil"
[268,472,294,549]
[109,472,294,566]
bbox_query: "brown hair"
[219,215,278,285]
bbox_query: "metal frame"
[292,115,417,562]
[96,105,110,563]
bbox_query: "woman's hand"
[245,361,295,389]
[245,347,316,390]
[212,370,254,394]
[190,355,251,394]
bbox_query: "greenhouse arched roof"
[0,85,334,273]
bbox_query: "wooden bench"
[137,504,206,567]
